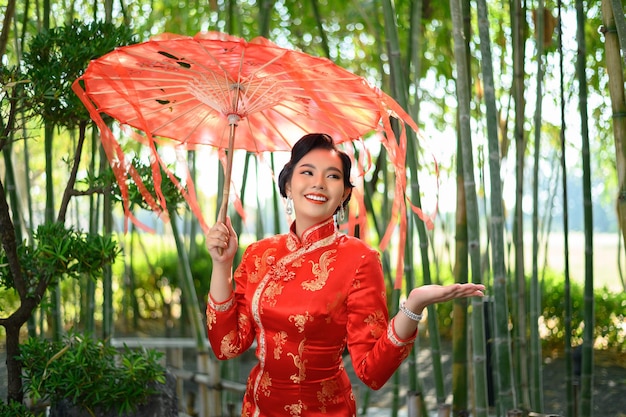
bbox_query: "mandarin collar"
[287,217,337,249]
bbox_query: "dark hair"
[278,133,354,210]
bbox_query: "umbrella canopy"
[75,31,413,151]
[73,31,430,284]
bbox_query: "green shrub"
[541,275,626,351]
[0,399,38,417]
[432,272,625,352]
[18,331,166,415]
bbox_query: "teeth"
[306,194,327,202]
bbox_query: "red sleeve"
[346,248,417,390]
[206,248,256,360]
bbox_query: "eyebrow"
[298,163,343,175]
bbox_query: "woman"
[206,133,484,417]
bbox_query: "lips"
[305,193,328,203]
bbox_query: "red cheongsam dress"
[206,217,417,417]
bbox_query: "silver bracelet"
[400,302,423,322]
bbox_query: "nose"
[312,173,326,189]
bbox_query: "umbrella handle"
[216,122,237,254]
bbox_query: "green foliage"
[82,156,188,215]
[123,157,187,211]
[23,20,136,128]
[541,274,626,352]
[18,331,166,415]
[128,234,212,321]
[0,222,120,294]
[0,64,29,135]
[431,271,626,352]
[0,399,39,417]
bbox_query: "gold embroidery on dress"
[289,312,313,333]
[286,233,298,252]
[288,339,308,383]
[251,277,267,365]
[259,371,272,397]
[241,402,252,417]
[262,281,284,307]
[271,262,295,281]
[284,400,306,417]
[251,247,277,283]
[220,330,240,359]
[364,310,386,338]
[206,309,216,330]
[234,267,243,281]
[325,292,345,323]
[317,379,340,412]
[273,331,287,359]
[238,312,249,329]
[250,274,269,411]
[302,249,336,291]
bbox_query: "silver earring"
[286,197,293,215]
[338,204,345,222]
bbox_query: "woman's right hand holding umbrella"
[207,216,238,302]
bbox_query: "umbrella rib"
[239,78,284,114]
[190,74,234,114]
[264,104,373,139]
[273,90,379,107]
[170,109,229,145]
[106,97,218,141]
[233,55,365,83]
[156,39,269,115]
[242,111,300,151]
[121,46,237,114]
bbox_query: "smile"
[305,194,328,202]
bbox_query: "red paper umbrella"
[73,31,429,285]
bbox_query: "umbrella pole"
[218,121,237,224]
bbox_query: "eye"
[327,173,341,180]
[298,169,313,176]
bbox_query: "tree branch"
[0,176,26,298]
[57,122,87,224]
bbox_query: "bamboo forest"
[1,1,625,417]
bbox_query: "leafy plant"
[18,331,166,415]
[0,399,38,417]
[23,20,136,128]
[431,270,626,352]
[0,222,120,293]
[541,275,626,352]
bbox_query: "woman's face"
[286,148,350,235]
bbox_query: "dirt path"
[2,342,625,416]
[343,340,626,417]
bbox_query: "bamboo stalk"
[452,0,473,414]
[407,390,423,417]
[575,0,595,415]
[530,0,546,411]
[463,0,508,412]
[510,0,529,408]
[555,2,576,415]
